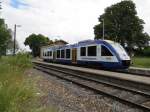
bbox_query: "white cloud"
[2,0,150,50]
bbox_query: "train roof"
[42,39,117,50]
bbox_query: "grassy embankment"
[0,53,56,112]
[131,56,150,68]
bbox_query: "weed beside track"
[0,54,56,112]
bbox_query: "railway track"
[33,62,150,112]
[60,64,150,77]
[114,69,150,77]
[37,58,150,77]
[42,60,150,77]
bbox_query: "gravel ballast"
[26,68,143,112]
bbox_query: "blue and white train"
[41,39,131,69]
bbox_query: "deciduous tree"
[24,34,49,57]
[0,19,11,56]
[94,0,150,55]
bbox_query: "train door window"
[101,45,113,56]
[45,52,47,56]
[88,46,97,56]
[50,51,52,57]
[80,47,86,56]
[43,52,45,56]
[66,49,70,59]
[53,51,56,60]
[61,50,65,58]
[57,50,60,58]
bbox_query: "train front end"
[110,42,131,69]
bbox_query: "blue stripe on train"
[45,59,128,69]
[55,59,72,64]
[77,60,127,69]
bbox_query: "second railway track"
[33,61,150,112]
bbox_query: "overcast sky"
[2,0,150,50]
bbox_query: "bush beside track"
[0,53,56,112]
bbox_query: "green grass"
[131,56,150,68]
[0,53,57,112]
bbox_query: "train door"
[53,51,56,62]
[40,48,43,59]
[72,48,77,64]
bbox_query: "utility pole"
[13,24,16,55]
[13,24,21,55]
[102,19,105,40]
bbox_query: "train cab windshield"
[110,42,130,60]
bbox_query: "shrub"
[0,53,56,112]
[142,47,150,56]
[135,47,150,56]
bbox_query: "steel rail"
[35,63,150,98]
[33,61,150,89]
[33,63,150,112]
[34,61,150,77]
[67,64,150,77]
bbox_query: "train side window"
[48,51,50,56]
[48,51,52,56]
[88,46,97,56]
[80,47,86,56]
[57,50,60,58]
[47,51,49,56]
[61,50,65,58]
[43,52,45,56]
[101,45,113,56]
[66,49,70,59]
